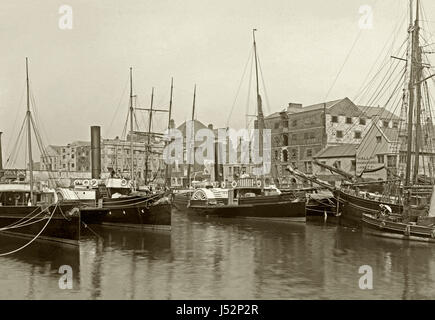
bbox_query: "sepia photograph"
[0,0,434,307]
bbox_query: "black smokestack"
[91,126,101,179]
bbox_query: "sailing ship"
[0,59,80,246]
[68,68,172,230]
[336,0,435,242]
[175,30,306,221]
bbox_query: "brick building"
[265,97,400,184]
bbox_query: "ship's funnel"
[91,126,101,179]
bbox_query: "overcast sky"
[1,0,435,164]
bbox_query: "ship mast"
[253,29,265,176]
[129,67,135,185]
[405,0,421,186]
[412,0,423,184]
[26,58,34,205]
[186,85,196,188]
[164,78,174,187]
[144,88,154,185]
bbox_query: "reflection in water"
[1,210,435,299]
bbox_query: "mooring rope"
[0,203,58,257]
[0,205,50,231]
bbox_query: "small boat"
[284,166,339,220]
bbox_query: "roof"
[379,127,400,142]
[177,119,208,137]
[293,98,344,113]
[265,111,284,120]
[265,97,402,121]
[314,144,358,159]
[358,106,400,121]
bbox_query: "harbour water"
[1,209,435,300]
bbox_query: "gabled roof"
[314,143,358,159]
[357,106,400,121]
[380,127,400,142]
[177,119,208,137]
[296,98,345,113]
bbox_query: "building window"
[336,131,343,138]
[400,155,406,164]
[291,134,297,141]
[383,120,390,128]
[351,160,356,172]
[274,122,279,129]
[306,149,312,157]
[334,161,341,169]
[282,149,288,162]
[376,136,382,143]
[331,116,338,123]
[346,117,352,124]
[377,155,384,163]
[283,121,288,128]
[291,149,298,159]
[304,161,313,173]
[304,132,309,140]
[359,118,366,125]
[393,121,399,129]
[354,131,362,139]
[387,155,397,168]
[292,120,298,127]
[283,134,289,146]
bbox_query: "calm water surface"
[1,209,435,299]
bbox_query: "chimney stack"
[90,126,101,179]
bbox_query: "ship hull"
[80,195,171,230]
[0,204,80,246]
[336,189,402,227]
[362,213,435,243]
[189,199,306,222]
[306,193,338,221]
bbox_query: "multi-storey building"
[265,97,401,183]
[40,141,90,172]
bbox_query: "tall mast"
[144,88,154,185]
[164,78,174,187]
[129,67,134,184]
[26,58,34,205]
[405,0,420,186]
[186,84,196,187]
[253,29,265,174]
[412,0,423,184]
